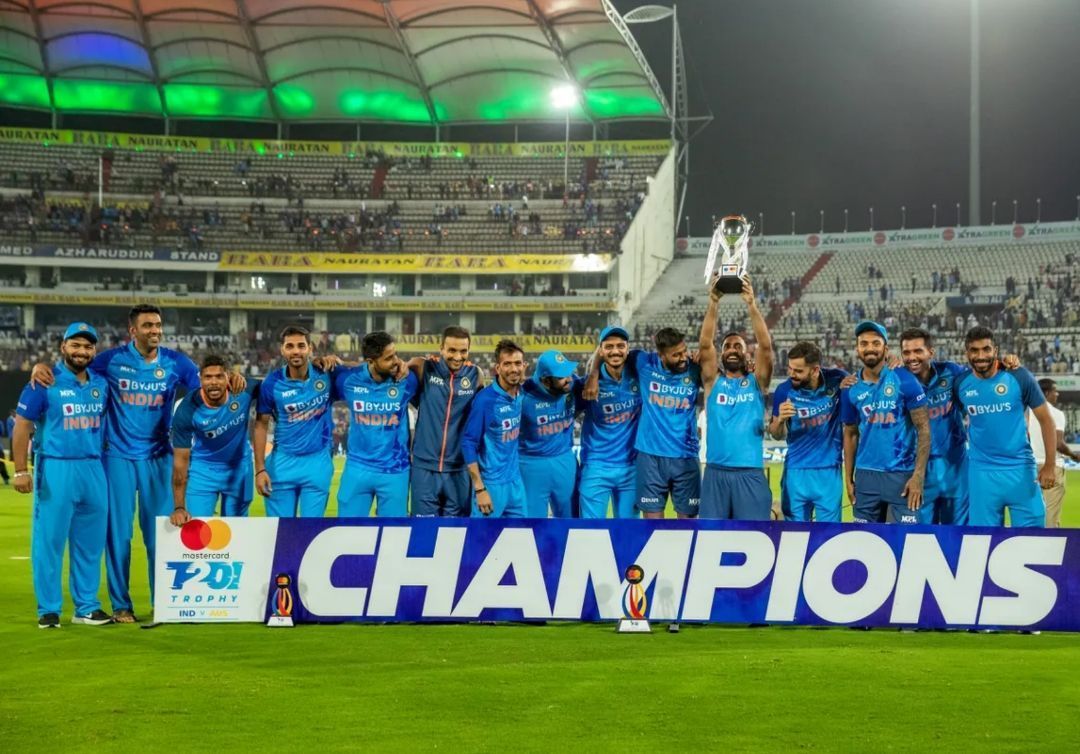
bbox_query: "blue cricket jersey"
[576,363,641,466]
[461,381,522,483]
[333,364,419,473]
[840,365,927,472]
[16,364,108,459]
[520,376,580,457]
[954,366,1044,467]
[706,374,766,467]
[171,381,259,466]
[630,350,702,460]
[771,368,848,469]
[256,364,333,455]
[904,361,967,463]
[411,357,482,473]
[90,342,200,459]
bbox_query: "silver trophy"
[704,214,751,294]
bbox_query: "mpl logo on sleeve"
[155,517,279,622]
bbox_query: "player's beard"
[63,353,90,374]
[204,385,226,402]
[970,357,994,375]
[859,351,883,368]
[722,353,746,374]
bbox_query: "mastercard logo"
[180,519,232,551]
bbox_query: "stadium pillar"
[314,312,328,333]
[228,309,247,336]
[21,304,35,332]
[24,266,40,287]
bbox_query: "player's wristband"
[173,505,186,511]
[14,471,30,479]
[255,469,268,477]
[475,487,486,494]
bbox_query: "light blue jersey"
[461,381,522,484]
[171,382,259,466]
[905,361,967,463]
[256,365,333,454]
[706,374,766,467]
[954,366,1044,467]
[771,368,847,469]
[840,365,927,472]
[576,364,642,466]
[16,364,107,458]
[630,350,701,460]
[91,343,199,459]
[520,376,579,457]
[333,365,419,473]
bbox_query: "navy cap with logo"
[535,350,578,380]
[63,322,99,344]
[854,320,888,343]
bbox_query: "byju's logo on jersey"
[797,407,811,418]
[603,404,616,414]
[537,415,549,425]
[285,403,299,414]
[501,419,514,430]
[62,404,75,416]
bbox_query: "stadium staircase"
[371,162,390,199]
[585,157,598,184]
[628,256,703,332]
[765,251,834,327]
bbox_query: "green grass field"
[2,462,1079,751]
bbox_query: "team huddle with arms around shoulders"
[13,281,1073,626]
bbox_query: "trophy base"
[617,619,652,633]
[266,615,294,628]
[713,275,745,295]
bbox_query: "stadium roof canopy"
[0,0,671,125]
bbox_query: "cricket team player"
[519,349,581,518]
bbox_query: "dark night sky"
[614,0,1080,235]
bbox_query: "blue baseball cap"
[855,320,888,343]
[535,350,578,380]
[598,325,630,343]
[63,322,98,344]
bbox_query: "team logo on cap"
[91,388,101,399]
[460,377,471,389]
[154,368,165,379]
[995,383,1007,395]
[180,519,231,552]
[229,401,240,412]
[388,387,399,398]
[78,323,89,332]
[315,379,326,392]
[884,385,895,397]
[555,354,566,363]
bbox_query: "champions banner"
[155,518,1080,631]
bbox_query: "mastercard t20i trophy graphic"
[267,573,295,628]
[617,563,651,633]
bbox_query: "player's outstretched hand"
[886,354,903,369]
[1038,464,1056,490]
[740,275,755,305]
[708,274,722,302]
[1002,354,1021,370]
[846,478,856,509]
[29,362,54,389]
[313,354,342,372]
[902,475,924,511]
[13,473,32,494]
[840,374,858,389]
[170,507,191,526]
[227,371,247,393]
[777,400,796,421]
[256,469,273,497]
[476,489,493,516]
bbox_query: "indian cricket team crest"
[78,323,89,333]
[631,383,639,393]
[388,386,399,399]
[315,379,326,392]
[884,385,895,397]
[555,354,566,363]
[995,383,1007,395]
[939,378,948,388]
[740,378,750,388]
[229,400,240,412]
[154,367,165,379]
[682,376,691,385]
[91,388,101,399]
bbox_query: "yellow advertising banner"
[395,334,600,354]
[0,128,670,158]
[0,291,614,313]
[218,251,615,274]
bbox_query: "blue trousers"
[781,467,842,523]
[472,477,527,518]
[186,459,253,518]
[700,465,772,520]
[920,455,968,525]
[264,449,332,518]
[967,463,1045,528]
[105,453,171,613]
[853,469,919,525]
[32,458,107,617]
[410,466,471,517]
[338,461,409,517]
[635,452,701,516]
[520,452,578,518]
[579,462,638,518]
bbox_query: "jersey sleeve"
[256,373,276,415]
[331,366,356,402]
[15,384,47,421]
[460,391,491,467]
[170,396,196,449]
[898,370,927,410]
[177,352,201,391]
[771,381,790,416]
[840,388,858,426]
[88,346,120,377]
[403,370,420,402]
[244,377,262,399]
[628,349,646,378]
[1014,368,1046,410]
